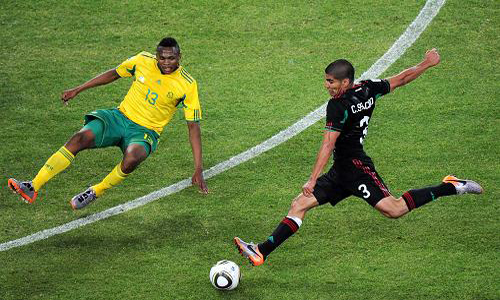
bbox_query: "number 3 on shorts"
[358,184,371,199]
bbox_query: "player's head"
[324,59,355,97]
[156,37,181,74]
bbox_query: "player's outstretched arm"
[387,48,440,92]
[302,131,340,197]
[187,121,208,194]
[61,68,121,105]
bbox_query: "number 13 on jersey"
[145,88,158,105]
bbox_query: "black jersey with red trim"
[325,79,390,159]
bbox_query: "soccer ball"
[209,260,241,290]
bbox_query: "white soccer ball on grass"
[209,260,241,290]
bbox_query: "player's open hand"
[425,48,440,67]
[192,169,209,194]
[61,88,79,105]
[302,179,316,197]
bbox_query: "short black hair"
[158,37,180,53]
[325,59,355,84]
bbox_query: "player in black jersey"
[234,49,484,266]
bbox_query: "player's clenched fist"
[61,88,79,105]
[425,48,440,67]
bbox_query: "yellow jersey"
[115,51,201,134]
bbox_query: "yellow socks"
[32,146,74,191]
[31,147,129,198]
[92,162,129,197]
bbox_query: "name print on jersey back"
[350,96,374,114]
[325,79,391,158]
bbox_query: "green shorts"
[83,109,160,154]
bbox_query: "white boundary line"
[0,0,445,252]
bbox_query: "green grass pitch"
[0,0,498,299]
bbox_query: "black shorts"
[312,157,391,207]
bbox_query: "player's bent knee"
[375,196,407,219]
[377,206,401,219]
[65,130,95,154]
[77,130,95,145]
[121,156,145,173]
[289,199,303,214]
[122,145,148,173]
[289,194,318,215]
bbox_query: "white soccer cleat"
[442,175,484,195]
[70,187,98,210]
[8,178,38,203]
[233,237,265,266]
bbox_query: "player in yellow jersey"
[8,37,208,209]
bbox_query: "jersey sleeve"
[115,54,141,78]
[182,80,202,122]
[325,100,348,132]
[365,79,391,99]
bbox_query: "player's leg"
[235,167,350,266]
[95,142,150,197]
[234,194,319,266]
[348,158,404,217]
[376,175,483,218]
[32,122,98,190]
[8,120,100,203]
[258,193,319,254]
[374,195,409,218]
[70,143,150,210]
[70,111,160,209]
[91,122,157,195]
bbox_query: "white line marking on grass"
[0,0,446,252]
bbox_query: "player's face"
[324,74,350,97]
[156,46,181,74]
[325,74,342,97]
